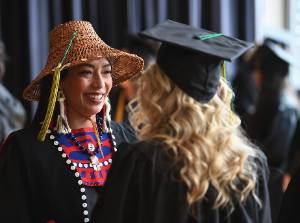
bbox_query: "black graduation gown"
[278,167,300,223]
[0,121,136,223]
[92,141,272,223]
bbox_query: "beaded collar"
[67,115,105,171]
[52,116,118,187]
[57,127,113,186]
[47,120,118,223]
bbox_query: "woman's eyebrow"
[102,63,111,69]
[77,63,111,69]
[78,63,95,69]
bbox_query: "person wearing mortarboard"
[0,21,144,222]
[92,20,271,223]
[246,39,300,223]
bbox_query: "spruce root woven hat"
[23,20,144,101]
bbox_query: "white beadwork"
[49,130,92,223]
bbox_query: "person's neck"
[66,111,96,130]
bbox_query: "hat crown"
[46,21,110,67]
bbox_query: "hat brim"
[23,49,143,101]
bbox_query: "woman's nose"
[92,73,105,89]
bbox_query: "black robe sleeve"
[92,142,271,223]
[0,133,32,222]
[110,121,137,146]
[278,167,300,223]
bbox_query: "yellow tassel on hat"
[37,31,77,141]
[37,63,62,141]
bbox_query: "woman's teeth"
[88,94,103,101]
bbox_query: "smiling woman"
[61,59,113,127]
[0,21,143,223]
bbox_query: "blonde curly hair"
[129,63,262,211]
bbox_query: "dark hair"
[250,45,288,79]
[32,70,68,124]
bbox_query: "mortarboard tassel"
[221,61,227,80]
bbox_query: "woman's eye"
[80,70,93,76]
[102,70,112,75]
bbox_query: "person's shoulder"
[117,140,175,175]
[10,124,40,141]
[119,140,166,158]
[249,150,269,177]
[109,120,137,144]
[0,124,41,153]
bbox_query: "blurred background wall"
[1,0,299,123]
[0,0,255,122]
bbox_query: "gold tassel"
[37,31,77,141]
[220,61,241,127]
[37,63,62,141]
[221,61,227,80]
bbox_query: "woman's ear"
[59,77,67,92]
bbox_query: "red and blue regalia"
[57,127,113,186]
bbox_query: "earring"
[56,90,71,134]
[101,97,111,133]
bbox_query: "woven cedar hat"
[23,20,144,101]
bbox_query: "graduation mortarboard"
[139,20,254,102]
[249,39,298,78]
[264,40,298,68]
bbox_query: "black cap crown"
[139,20,254,102]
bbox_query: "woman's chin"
[86,105,104,117]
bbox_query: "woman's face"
[61,58,112,119]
